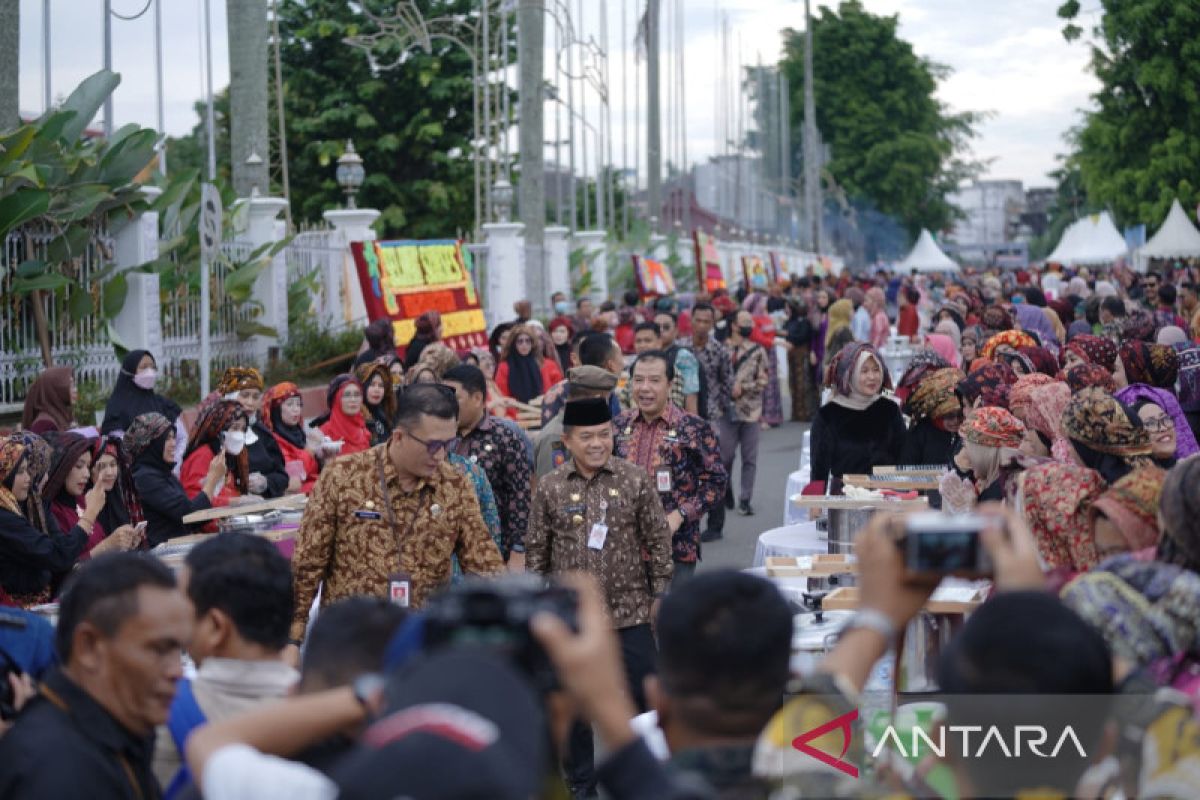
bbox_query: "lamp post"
[336,140,365,209]
[245,150,264,197]
[489,177,514,223]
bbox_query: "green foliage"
[1057,0,1200,228]
[265,317,363,386]
[778,1,985,236]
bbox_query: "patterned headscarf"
[1061,556,1200,667]
[980,305,1013,333]
[1019,346,1059,377]
[1062,388,1152,458]
[1092,467,1167,553]
[905,368,965,422]
[1114,384,1200,459]
[894,350,951,405]
[956,362,1017,409]
[1118,342,1179,389]
[960,325,986,354]
[0,437,27,516]
[216,366,265,394]
[9,432,52,533]
[43,432,95,505]
[123,412,173,463]
[1008,373,1056,424]
[1022,462,1107,570]
[997,349,1036,376]
[1061,334,1117,371]
[408,342,462,383]
[1178,345,1200,413]
[90,435,144,527]
[262,382,303,433]
[825,343,891,409]
[924,334,961,368]
[980,330,1037,361]
[1064,363,1117,395]
[1025,381,1072,444]
[963,406,1025,449]
[1121,309,1157,343]
[355,361,398,420]
[185,400,251,495]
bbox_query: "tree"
[778,1,983,237]
[1057,0,1200,228]
[227,0,271,195]
[165,91,232,187]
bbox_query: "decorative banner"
[742,255,770,292]
[693,230,726,293]
[632,254,676,300]
[769,251,788,283]
[350,239,488,356]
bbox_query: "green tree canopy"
[1058,0,1200,229]
[778,1,983,237]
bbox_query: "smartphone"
[902,512,993,578]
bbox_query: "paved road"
[698,420,809,573]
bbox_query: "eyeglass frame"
[401,427,459,457]
[1139,413,1173,433]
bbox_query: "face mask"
[555,301,571,315]
[222,430,247,456]
[133,369,158,390]
[738,326,754,338]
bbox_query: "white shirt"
[202,744,337,800]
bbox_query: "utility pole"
[646,0,661,232]
[518,0,546,312]
[802,0,822,253]
[103,0,113,137]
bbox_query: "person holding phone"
[181,401,256,509]
[88,434,144,536]
[44,432,143,563]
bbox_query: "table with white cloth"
[753,522,826,568]
[742,565,814,607]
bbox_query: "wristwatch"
[352,672,387,714]
[841,608,898,644]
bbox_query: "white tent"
[1045,211,1127,266]
[899,229,960,273]
[1138,199,1200,260]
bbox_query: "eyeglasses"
[515,337,533,345]
[403,429,459,457]
[1141,415,1173,433]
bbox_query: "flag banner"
[693,229,726,293]
[632,254,676,300]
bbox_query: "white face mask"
[222,430,247,456]
[133,369,158,390]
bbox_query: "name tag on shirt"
[587,523,608,550]
[354,510,383,520]
[656,468,673,493]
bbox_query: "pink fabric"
[870,311,890,349]
[924,334,961,368]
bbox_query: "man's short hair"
[653,310,678,324]
[56,553,176,662]
[299,598,408,692]
[1158,284,1177,306]
[1100,296,1125,317]
[691,302,715,319]
[656,571,792,737]
[395,382,460,428]
[442,364,487,399]
[577,332,617,368]
[184,532,294,651]
[634,321,661,337]
[631,350,676,383]
[576,297,591,310]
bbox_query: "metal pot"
[825,507,876,554]
[896,611,967,694]
[218,511,282,534]
[791,608,855,676]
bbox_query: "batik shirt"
[453,414,533,556]
[613,405,726,563]
[528,457,672,628]
[692,336,733,420]
[729,340,770,422]
[290,446,504,640]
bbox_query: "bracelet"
[842,608,898,644]
[287,638,303,647]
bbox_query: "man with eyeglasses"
[287,384,504,662]
[443,364,535,572]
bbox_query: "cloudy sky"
[18,0,1099,189]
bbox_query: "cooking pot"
[823,507,875,554]
[790,591,854,675]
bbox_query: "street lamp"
[245,150,264,197]
[336,140,365,209]
[489,177,514,223]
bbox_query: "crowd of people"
[0,258,1199,798]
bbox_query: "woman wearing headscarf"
[923,333,961,369]
[996,348,1036,377]
[1018,346,1059,377]
[356,361,397,446]
[8,432,52,537]
[128,412,223,547]
[354,318,397,368]
[496,323,563,408]
[407,342,462,386]
[216,366,293,497]
[809,288,833,374]
[959,325,984,366]
[784,298,815,422]
[866,287,890,349]
[746,293,784,427]
[1178,344,1200,443]
[402,310,443,370]
[1156,458,1200,573]
[1064,363,1117,394]
[44,432,143,562]
[547,317,574,373]
[980,330,1038,361]
[1115,341,1179,390]
[100,350,183,438]
[1091,467,1167,561]
[893,350,950,406]
[1008,373,1056,427]
[313,374,371,458]
[899,367,964,467]
[0,436,91,606]
[821,298,855,379]
[980,305,1014,335]
[959,406,1028,504]
[1060,334,1118,372]
[1061,388,1155,484]
[956,361,1017,415]
[261,382,322,493]
[88,434,143,535]
[181,400,252,508]
[808,343,905,491]
[1122,309,1157,343]
[1115,385,1200,466]
[1025,381,1075,464]
[1014,303,1057,352]
[20,366,76,435]
[1041,306,1067,351]
[1020,462,1107,572]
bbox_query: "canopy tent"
[1045,211,1127,266]
[1138,199,1200,261]
[899,229,960,273]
